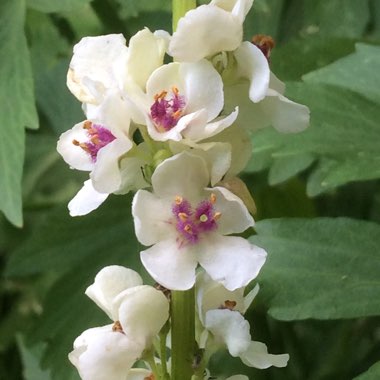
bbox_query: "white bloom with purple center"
[132,152,267,291]
[57,92,133,216]
[69,266,170,380]
[169,0,310,133]
[140,59,238,142]
[196,272,289,369]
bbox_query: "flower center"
[219,300,237,310]
[150,87,186,133]
[171,194,221,245]
[72,120,116,162]
[112,320,124,333]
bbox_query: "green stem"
[172,0,196,32]
[171,289,196,380]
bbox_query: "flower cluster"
[59,0,309,379]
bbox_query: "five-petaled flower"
[132,152,267,291]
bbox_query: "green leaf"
[0,0,38,226]
[247,44,380,194]
[354,362,380,379]
[279,0,370,42]
[27,0,93,13]
[250,217,380,320]
[115,0,171,19]
[5,196,139,277]
[304,43,380,104]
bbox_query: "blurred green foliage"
[1,0,380,379]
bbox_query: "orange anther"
[83,120,92,129]
[178,212,188,221]
[112,320,124,333]
[223,300,237,310]
[154,90,167,101]
[172,86,179,95]
[213,212,222,221]
[210,193,217,204]
[175,196,183,205]
[184,224,193,233]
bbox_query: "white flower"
[137,59,238,142]
[196,272,289,369]
[132,152,266,291]
[69,266,170,380]
[57,92,133,216]
[67,29,168,107]
[169,0,309,133]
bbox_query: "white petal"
[132,190,174,246]
[126,28,168,90]
[67,34,128,103]
[204,186,254,234]
[260,89,310,133]
[57,122,94,171]
[169,140,231,185]
[211,0,253,21]
[68,180,108,217]
[240,341,290,369]
[146,62,184,99]
[199,235,267,290]
[182,107,238,142]
[91,137,133,194]
[116,285,170,347]
[151,152,209,200]
[140,239,198,290]
[169,5,242,62]
[234,42,270,103]
[181,60,224,122]
[85,265,143,320]
[69,325,142,380]
[205,309,251,356]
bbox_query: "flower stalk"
[170,289,196,380]
[172,0,196,32]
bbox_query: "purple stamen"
[150,88,186,132]
[73,121,116,162]
[171,195,220,246]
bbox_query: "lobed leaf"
[250,217,380,320]
[0,0,38,226]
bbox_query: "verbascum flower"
[196,272,289,369]
[169,0,310,133]
[57,93,133,216]
[69,266,170,380]
[136,59,238,142]
[132,152,266,291]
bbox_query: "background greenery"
[1,0,380,379]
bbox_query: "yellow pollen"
[199,214,208,222]
[184,224,193,233]
[178,212,188,221]
[172,86,179,95]
[175,196,183,205]
[210,193,217,204]
[213,212,222,221]
[144,374,155,380]
[154,90,167,101]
